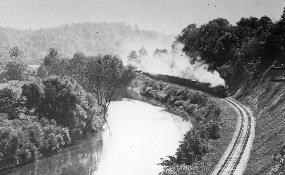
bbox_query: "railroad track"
[211,97,255,175]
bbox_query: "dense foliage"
[177,8,285,90]
[1,61,28,81]
[0,88,21,119]
[40,49,136,124]
[0,76,104,168]
[0,45,137,169]
[0,114,70,166]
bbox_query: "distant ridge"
[0,23,173,64]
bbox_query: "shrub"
[189,92,208,106]
[0,115,72,166]
[160,166,191,175]
[0,117,39,165]
[182,102,197,115]
[160,129,209,167]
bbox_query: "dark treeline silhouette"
[177,7,285,92]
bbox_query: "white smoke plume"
[119,40,225,87]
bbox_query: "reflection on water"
[7,137,102,175]
[7,99,190,175]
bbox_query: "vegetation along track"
[211,97,255,175]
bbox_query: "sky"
[0,0,284,34]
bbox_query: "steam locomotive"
[139,71,228,98]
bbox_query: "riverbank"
[0,133,103,175]
[0,78,105,174]
[127,73,238,175]
[5,99,190,175]
[1,74,237,175]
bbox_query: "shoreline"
[2,81,237,175]
[1,132,102,175]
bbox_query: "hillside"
[173,6,285,175]
[231,67,285,175]
[0,23,173,64]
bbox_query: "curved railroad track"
[211,97,255,175]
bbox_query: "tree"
[176,24,201,60]
[36,65,49,78]
[21,83,42,110]
[84,55,124,129]
[43,48,59,66]
[4,61,27,80]
[65,52,87,83]
[36,76,103,135]
[127,50,139,61]
[0,88,20,119]
[198,18,236,69]
[259,16,273,31]
[43,48,68,76]
[153,48,168,57]
[178,19,237,69]
[9,47,24,60]
[138,47,148,57]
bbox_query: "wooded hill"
[0,23,172,64]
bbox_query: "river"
[7,99,190,175]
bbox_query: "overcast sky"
[0,0,284,34]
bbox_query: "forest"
[0,23,172,64]
[0,47,135,169]
[177,7,285,91]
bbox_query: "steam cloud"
[119,40,225,87]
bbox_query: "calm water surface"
[7,99,190,175]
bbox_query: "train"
[138,71,228,98]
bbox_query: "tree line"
[0,23,172,64]
[177,7,285,91]
[0,48,135,169]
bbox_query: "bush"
[0,116,71,165]
[182,102,197,115]
[160,129,209,167]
